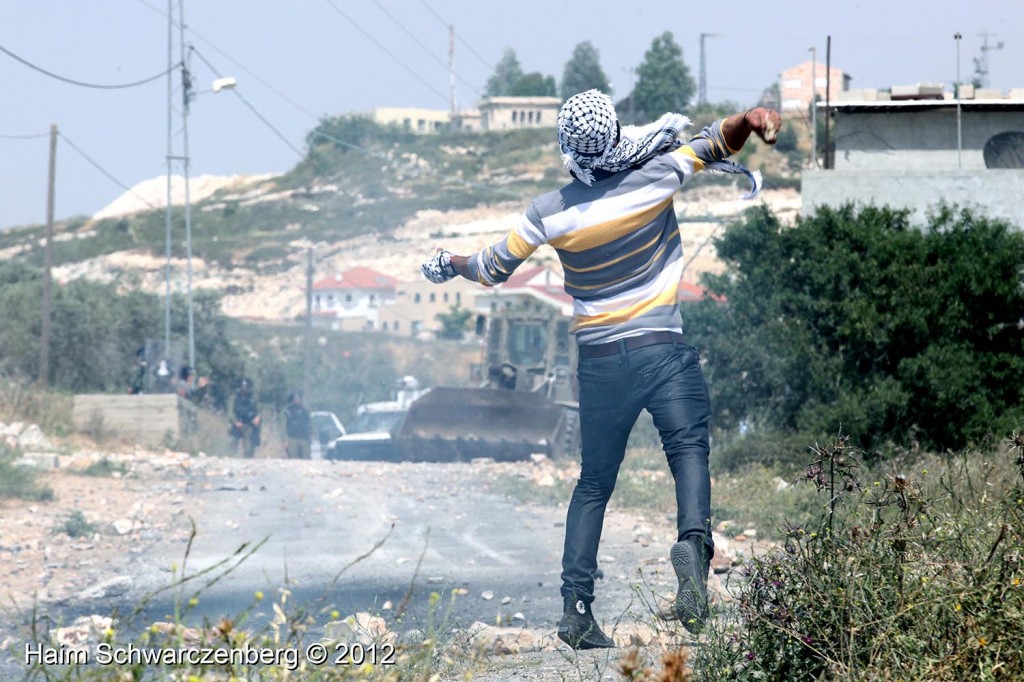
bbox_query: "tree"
[435,305,472,340]
[511,72,557,97]
[560,41,610,100]
[630,32,696,120]
[687,204,1024,453]
[485,48,525,97]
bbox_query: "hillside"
[0,116,805,320]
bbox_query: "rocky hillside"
[0,119,803,321]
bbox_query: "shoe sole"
[671,541,708,633]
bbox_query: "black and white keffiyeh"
[557,89,761,198]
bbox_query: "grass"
[0,447,54,501]
[52,509,98,539]
[76,457,130,478]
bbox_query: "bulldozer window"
[507,322,547,367]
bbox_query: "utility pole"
[448,25,457,116]
[164,0,173,359]
[809,46,817,168]
[698,33,718,108]
[39,123,57,386]
[303,247,314,403]
[955,33,963,169]
[179,1,196,371]
[824,36,832,169]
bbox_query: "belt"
[578,331,685,359]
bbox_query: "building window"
[429,292,436,303]
[394,321,400,331]
[345,294,352,303]
[315,294,322,309]
[381,321,388,331]
[417,119,426,132]
[455,292,461,304]
[535,111,542,124]
[327,294,335,308]
[784,78,802,89]
[403,118,411,130]
[511,111,517,123]
[414,292,422,303]
[520,111,526,124]
[443,292,449,303]
[369,294,376,303]
[527,111,534,123]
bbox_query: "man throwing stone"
[421,90,781,649]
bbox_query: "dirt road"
[2,446,750,680]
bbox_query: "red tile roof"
[312,267,396,291]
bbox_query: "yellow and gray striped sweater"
[468,119,739,346]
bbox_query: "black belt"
[579,331,685,359]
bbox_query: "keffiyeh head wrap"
[558,89,690,186]
[556,89,762,198]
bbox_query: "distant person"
[128,347,147,394]
[421,89,781,649]
[283,391,311,460]
[176,365,210,404]
[230,378,261,458]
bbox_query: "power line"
[416,0,493,70]
[58,132,160,211]
[0,131,50,140]
[189,48,306,159]
[0,41,175,90]
[368,0,481,96]
[321,0,450,105]
[131,0,322,122]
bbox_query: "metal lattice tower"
[973,30,1004,88]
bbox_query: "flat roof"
[819,99,1024,113]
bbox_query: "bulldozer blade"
[396,386,565,462]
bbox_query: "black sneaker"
[671,539,710,633]
[557,598,615,650]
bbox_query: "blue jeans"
[561,339,713,604]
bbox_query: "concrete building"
[378,278,479,338]
[478,97,562,131]
[779,61,851,112]
[802,86,1024,226]
[370,107,450,133]
[312,267,396,331]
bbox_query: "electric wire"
[0,41,176,90]
[0,132,50,140]
[132,0,322,121]
[58,132,160,211]
[415,0,493,70]
[368,0,482,96]
[321,0,450,105]
[189,47,306,159]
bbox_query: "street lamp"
[954,32,963,170]
[809,46,818,168]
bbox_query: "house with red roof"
[311,266,397,331]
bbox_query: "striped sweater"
[467,120,738,346]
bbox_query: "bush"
[0,446,55,501]
[694,434,1024,681]
[690,204,1024,452]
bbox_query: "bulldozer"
[392,307,581,463]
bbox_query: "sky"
[2,0,1022,231]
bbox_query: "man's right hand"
[421,249,458,283]
[744,108,782,145]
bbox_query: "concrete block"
[975,88,1004,100]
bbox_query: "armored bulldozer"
[394,309,581,462]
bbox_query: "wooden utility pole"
[302,247,314,402]
[824,36,832,169]
[39,123,57,386]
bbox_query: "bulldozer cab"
[484,310,577,403]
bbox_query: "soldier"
[231,378,261,458]
[283,391,311,460]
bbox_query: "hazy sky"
[2,0,1022,230]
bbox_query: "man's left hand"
[421,249,458,283]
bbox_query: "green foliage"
[0,262,246,400]
[630,31,696,120]
[694,436,1024,681]
[434,305,472,340]
[53,509,98,538]
[77,457,130,478]
[688,204,1024,452]
[510,72,556,97]
[560,41,611,99]
[485,48,526,97]
[0,444,55,501]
